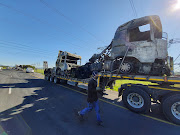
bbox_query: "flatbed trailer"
[44,71,180,125]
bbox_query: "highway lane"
[0,70,179,135]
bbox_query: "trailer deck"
[49,73,180,86]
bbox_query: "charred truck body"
[89,15,173,76]
[45,15,174,80]
[44,51,82,78]
[55,51,81,76]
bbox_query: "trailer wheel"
[59,79,67,84]
[54,77,59,84]
[122,88,151,113]
[50,76,53,82]
[162,94,180,125]
[45,75,50,81]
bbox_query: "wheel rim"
[171,101,180,120]
[127,93,144,108]
[120,62,131,73]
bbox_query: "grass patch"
[34,68,44,75]
[173,84,180,88]
[108,80,158,91]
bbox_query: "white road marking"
[9,87,12,94]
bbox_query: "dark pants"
[80,100,101,122]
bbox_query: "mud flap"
[118,86,124,97]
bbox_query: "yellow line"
[148,86,180,91]
[112,76,121,78]
[58,84,87,96]
[122,76,131,79]
[99,98,128,110]
[31,74,179,127]
[103,75,111,77]
[141,114,178,126]
[100,99,178,126]
[98,74,180,83]
[168,80,180,83]
[149,79,164,81]
[134,77,146,80]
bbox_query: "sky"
[0,0,180,71]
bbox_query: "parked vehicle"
[26,68,34,73]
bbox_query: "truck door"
[127,23,157,63]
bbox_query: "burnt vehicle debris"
[88,15,173,76]
[45,15,174,79]
[44,51,82,77]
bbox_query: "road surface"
[0,69,179,135]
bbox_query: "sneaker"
[78,111,84,121]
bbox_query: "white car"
[26,68,34,73]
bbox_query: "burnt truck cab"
[110,15,173,75]
[55,50,81,76]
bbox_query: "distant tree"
[22,65,35,69]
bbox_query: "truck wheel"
[162,94,180,125]
[56,68,61,75]
[122,88,151,113]
[45,75,50,81]
[60,79,67,84]
[50,76,53,82]
[54,77,59,84]
[119,61,133,74]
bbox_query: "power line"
[174,54,180,62]
[0,38,94,55]
[0,48,54,60]
[0,40,94,63]
[40,0,106,44]
[129,0,138,18]
[0,2,95,48]
[0,44,56,57]
[168,38,180,62]
[0,42,57,56]
[0,40,57,55]
[0,18,95,52]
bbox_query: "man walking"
[78,71,103,125]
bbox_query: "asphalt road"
[0,69,179,135]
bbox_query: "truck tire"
[54,77,59,84]
[60,79,67,84]
[122,88,151,113]
[56,68,61,75]
[45,75,50,81]
[50,76,53,82]
[162,94,180,125]
[119,61,133,74]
